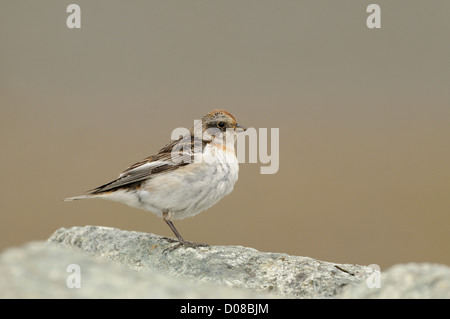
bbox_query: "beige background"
[1,1,449,269]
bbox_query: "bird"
[65,109,246,250]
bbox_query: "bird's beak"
[235,123,246,132]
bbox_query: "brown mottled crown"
[202,109,237,131]
[204,109,236,121]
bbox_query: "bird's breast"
[135,145,239,219]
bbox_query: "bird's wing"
[88,137,205,194]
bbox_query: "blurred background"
[1,1,449,269]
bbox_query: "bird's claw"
[162,239,209,252]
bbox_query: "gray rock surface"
[339,263,450,299]
[0,242,265,298]
[47,225,374,298]
[1,225,448,298]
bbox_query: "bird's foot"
[163,238,209,252]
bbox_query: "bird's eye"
[217,122,225,128]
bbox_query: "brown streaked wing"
[87,137,208,195]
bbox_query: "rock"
[0,242,265,298]
[47,225,375,298]
[2,226,448,298]
[338,263,450,299]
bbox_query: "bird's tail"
[64,195,94,202]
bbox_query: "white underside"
[95,144,239,220]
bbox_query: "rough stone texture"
[339,263,450,299]
[0,242,266,298]
[47,225,374,298]
[2,226,448,298]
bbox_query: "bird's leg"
[162,211,208,251]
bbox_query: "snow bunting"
[65,109,246,250]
